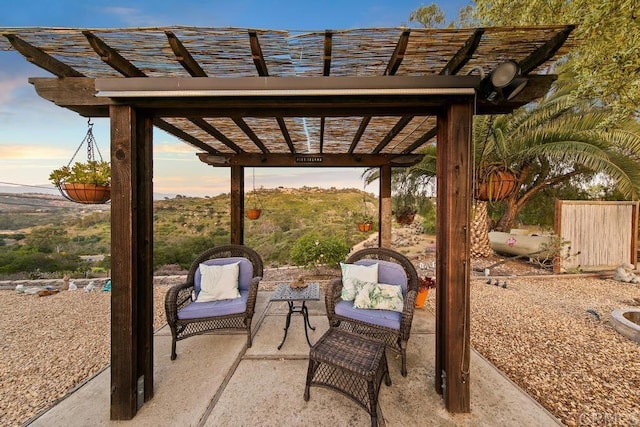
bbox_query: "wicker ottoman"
[304,328,391,427]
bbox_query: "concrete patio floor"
[30,291,561,426]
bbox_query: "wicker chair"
[325,248,418,377]
[165,244,263,360]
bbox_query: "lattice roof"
[0,26,576,159]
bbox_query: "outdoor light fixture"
[477,60,528,102]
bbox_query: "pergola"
[0,25,575,420]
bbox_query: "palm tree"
[407,72,640,257]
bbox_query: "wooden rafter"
[190,118,243,153]
[405,29,485,153]
[248,30,269,77]
[519,25,575,74]
[153,118,218,154]
[401,127,437,154]
[384,29,410,76]
[439,28,485,76]
[165,31,207,77]
[323,31,333,76]
[349,116,371,154]
[372,116,413,154]
[4,34,84,77]
[83,31,146,77]
[276,118,296,153]
[233,117,270,153]
[320,31,333,153]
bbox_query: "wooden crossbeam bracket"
[83,31,146,77]
[190,118,243,153]
[5,34,85,78]
[166,31,207,77]
[276,117,296,153]
[372,116,413,154]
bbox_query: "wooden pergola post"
[379,165,392,248]
[230,165,244,244]
[435,101,472,413]
[109,105,154,420]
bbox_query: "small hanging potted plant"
[49,119,111,204]
[49,160,111,204]
[415,276,436,308]
[392,170,420,225]
[245,168,263,220]
[355,211,375,232]
[474,164,518,202]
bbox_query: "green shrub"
[290,232,349,268]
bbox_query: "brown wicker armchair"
[325,248,418,376]
[165,245,263,360]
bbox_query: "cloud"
[0,144,71,160]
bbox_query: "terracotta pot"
[357,222,372,232]
[246,208,261,220]
[62,183,110,204]
[475,169,517,201]
[415,288,429,308]
[395,212,415,225]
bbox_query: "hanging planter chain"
[66,119,104,167]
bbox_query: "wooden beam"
[165,31,207,77]
[379,165,392,248]
[435,102,472,413]
[372,116,413,154]
[248,30,269,77]
[230,165,244,245]
[232,118,270,153]
[152,118,219,154]
[109,105,154,419]
[276,117,296,153]
[323,31,333,76]
[519,25,575,74]
[402,127,437,154]
[84,31,146,77]
[348,116,371,154]
[4,34,84,77]
[319,117,325,153]
[197,152,423,167]
[439,29,485,76]
[190,118,243,153]
[384,29,411,76]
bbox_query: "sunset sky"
[0,0,469,197]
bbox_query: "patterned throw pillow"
[340,262,378,301]
[353,282,404,312]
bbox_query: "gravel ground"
[1,268,639,426]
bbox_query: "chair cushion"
[355,259,408,293]
[353,282,404,312]
[340,262,378,301]
[335,299,402,330]
[178,290,248,320]
[195,262,241,302]
[195,257,254,293]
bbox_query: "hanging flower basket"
[475,167,518,202]
[357,222,373,232]
[246,208,262,220]
[49,120,111,205]
[62,182,111,204]
[394,206,417,225]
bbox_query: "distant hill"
[0,187,379,270]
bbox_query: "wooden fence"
[555,200,639,272]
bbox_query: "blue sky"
[0,0,470,197]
